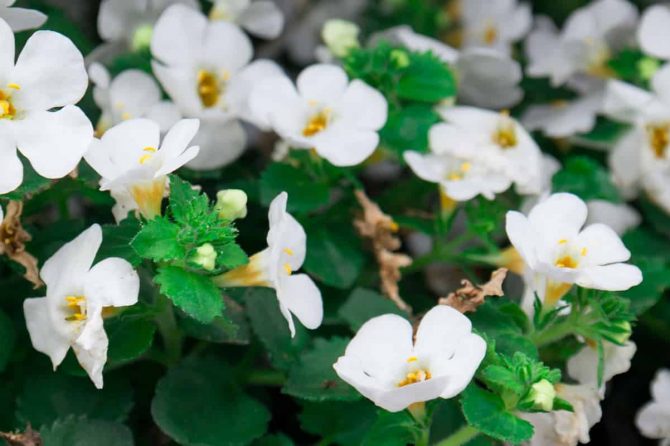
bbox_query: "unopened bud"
[610,320,632,344]
[638,57,660,81]
[525,379,556,411]
[215,189,247,220]
[132,24,153,52]
[322,19,360,58]
[193,243,217,271]
[390,49,410,68]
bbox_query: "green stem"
[155,295,183,365]
[434,425,480,446]
[530,319,576,347]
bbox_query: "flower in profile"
[88,63,179,136]
[636,369,670,443]
[430,106,544,196]
[333,305,486,412]
[506,193,642,308]
[214,192,323,337]
[23,225,140,389]
[208,0,284,39]
[0,18,93,194]
[151,4,283,169]
[0,0,46,32]
[85,118,200,222]
[567,340,636,393]
[249,64,387,166]
[458,0,531,54]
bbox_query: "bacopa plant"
[1,0,670,445]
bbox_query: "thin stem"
[154,294,183,365]
[433,425,480,446]
[530,318,576,347]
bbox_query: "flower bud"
[322,19,360,58]
[132,24,154,52]
[390,49,410,68]
[525,379,556,411]
[193,243,217,271]
[638,57,660,81]
[215,189,248,220]
[610,320,632,344]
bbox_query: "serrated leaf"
[40,416,134,446]
[361,410,421,446]
[481,365,525,397]
[151,356,270,446]
[244,287,309,371]
[461,384,534,444]
[155,266,223,323]
[380,105,439,155]
[299,401,376,446]
[259,163,330,213]
[16,372,133,428]
[131,217,184,261]
[397,51,456,102]
[179,296,249,344]
[168,175,210,224]
[217,242,249,269]
[303,226,364,289]
[338,288,408,331]
[96,218,142,266]
[283,337,360,402]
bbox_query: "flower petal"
[227,59,284,124]
[72,310,108,389]
[312,125,379,167]
[277,273,323,331]
[527,193,588,242]
[576,263,642,291]
[109,69,162,120]
[23,297,70,370]
[586,200,640,236]
[0,6,46,32]
[297,64,348,104]
[638,5,670,60]
[151,3,206,67]
[372,375,451,412]
[602,80,653,124]
[12,30,87,111]
[0,16,14,74]
[505,211,538,270]
[84,257,139,308]
[202,21,253,73]
[636,400,670,440]
[158,118,199,160]
[151,63,201,117]
[185,119,246,170]
[0,131,22,194]
[238,1,284,39]
[13,106,93,179]
[575,223,631,266]
[335,80,388,131]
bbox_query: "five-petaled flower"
[214,192,323,337]
[23,224,140,389]
[333,305,486,412]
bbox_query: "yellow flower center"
[445,162,472,181]
[397,356,432,387]
[138,146,157,165]
[303,109,331,137]
[483,23,498,45]
[646,123,670,158]
[0,83,20,120]
[492,111,517,149]
[64,295,86,322]
[197,69,228,108]
[555,255,578,269]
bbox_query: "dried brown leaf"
[0,201,43,288]
[439,268,508,313]
[0,425,41,446]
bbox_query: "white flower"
[567,340,636,391]
[506,193,642,308]
[0,18,93,194]
[458,0,531,53]
[525,0,638,87]
[85,118,200,222]
[97,0,199,53]
[0,0,46,32]
[23,224,140,389]
[250,64,387,166]
[637,369,670,442]
[522,384,602,446]
[151,4,283,169]
[208,0,284,39]
[333,305,485,412]
[322,19,360,58]
[586,200,640,235]
[88,63,179,135]
[374,26,523,109]
[602,68,670,212]
[431,106,544,195]
[521,91,604,138]
[215,192,323,337]
[638,5,670,60]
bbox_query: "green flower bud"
[390,49,410,68]
[610,320,632,344]
[322,19,360,58]
[215,189,248,221]
[525,379,555,411]
[193,243,217,271]
[132,24,153,52]
[638,57,660,81]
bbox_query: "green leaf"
[338,288,408,331]
[283,337,360,402]
[380,105,439,155]
[397,51,456,102]
[259,163,330,213]
[131,217,184,261]
[552,157,621,202]
[480,365,525,397]
[105,315,156,366]
[16,373,133,428]
[461,384,534,444]
[155,266,224,323]
[151,356,270,446]
[303,226,364,289]
[179,296,250,344]
[470,301,538,359]
[217,242,249,269]
[168,175,210,224]
[0,308,15,373]
[96,218,142,266]
[299,401,377,446]
[1,161,52,200]
[40,417,134,446]
[252,434,295,446]
[361,410,421,446]
[244,288,310,371]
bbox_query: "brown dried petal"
[440,268,508,313]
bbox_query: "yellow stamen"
[283,248,294,256]
[460,162,471,172]
[646,124,670,158]
[303,109,331,136]
[7,83,20,90]
[121,112,132,120]
[558,239,567,244]
[580,247,588,256]
[492,110,517,149]
[397,369,432,387]
[407,356,418,363]
[64,295,86,322]
[138,154,153,165]
[555,255,578,269]
[138,146,158,165]
[283,263,292,275]
[483,23,498,45]
[197,69,221,108]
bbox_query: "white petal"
[248,74,303,131]
[567,341,636,385]
[0,7,46,32]
[97,0,141,42]
[505,211,539,270]
[636,401,670,440]
[586,200,640,235]
[88,62,110,88]
[227,59,284,124]
[202,21,253,73]
[151,4,206,67]
[84,258,140,308]
[575,223,631,266]
[185,119,246,170]
[23,297,70,370]
[146,101,182,132]
[158,118,199,160]
[602,80,653,124]
[334,80,388,131]
[238,1,284,39]
[372,375,451,412]
[527,193,588,242]
[0,16,14,74]
[41,224,102,294]
[277,273,323,330]
[638,5,670,60]
[151,63,202,117]
[651,64,670,106]
[457,48,523,109]
[0,131,22,194]
[404,151,446,184]
[13,106,93,179]
[297,64,349,104]
[576,263,642,291]
[608,129,643,198]
[12,31,87,111]
[72,310,108,389]
[109,69,162,120]
[267,199,306,271]
[651,369,670,402]
[312,125,378,167]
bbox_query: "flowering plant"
[1,1,669,445]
